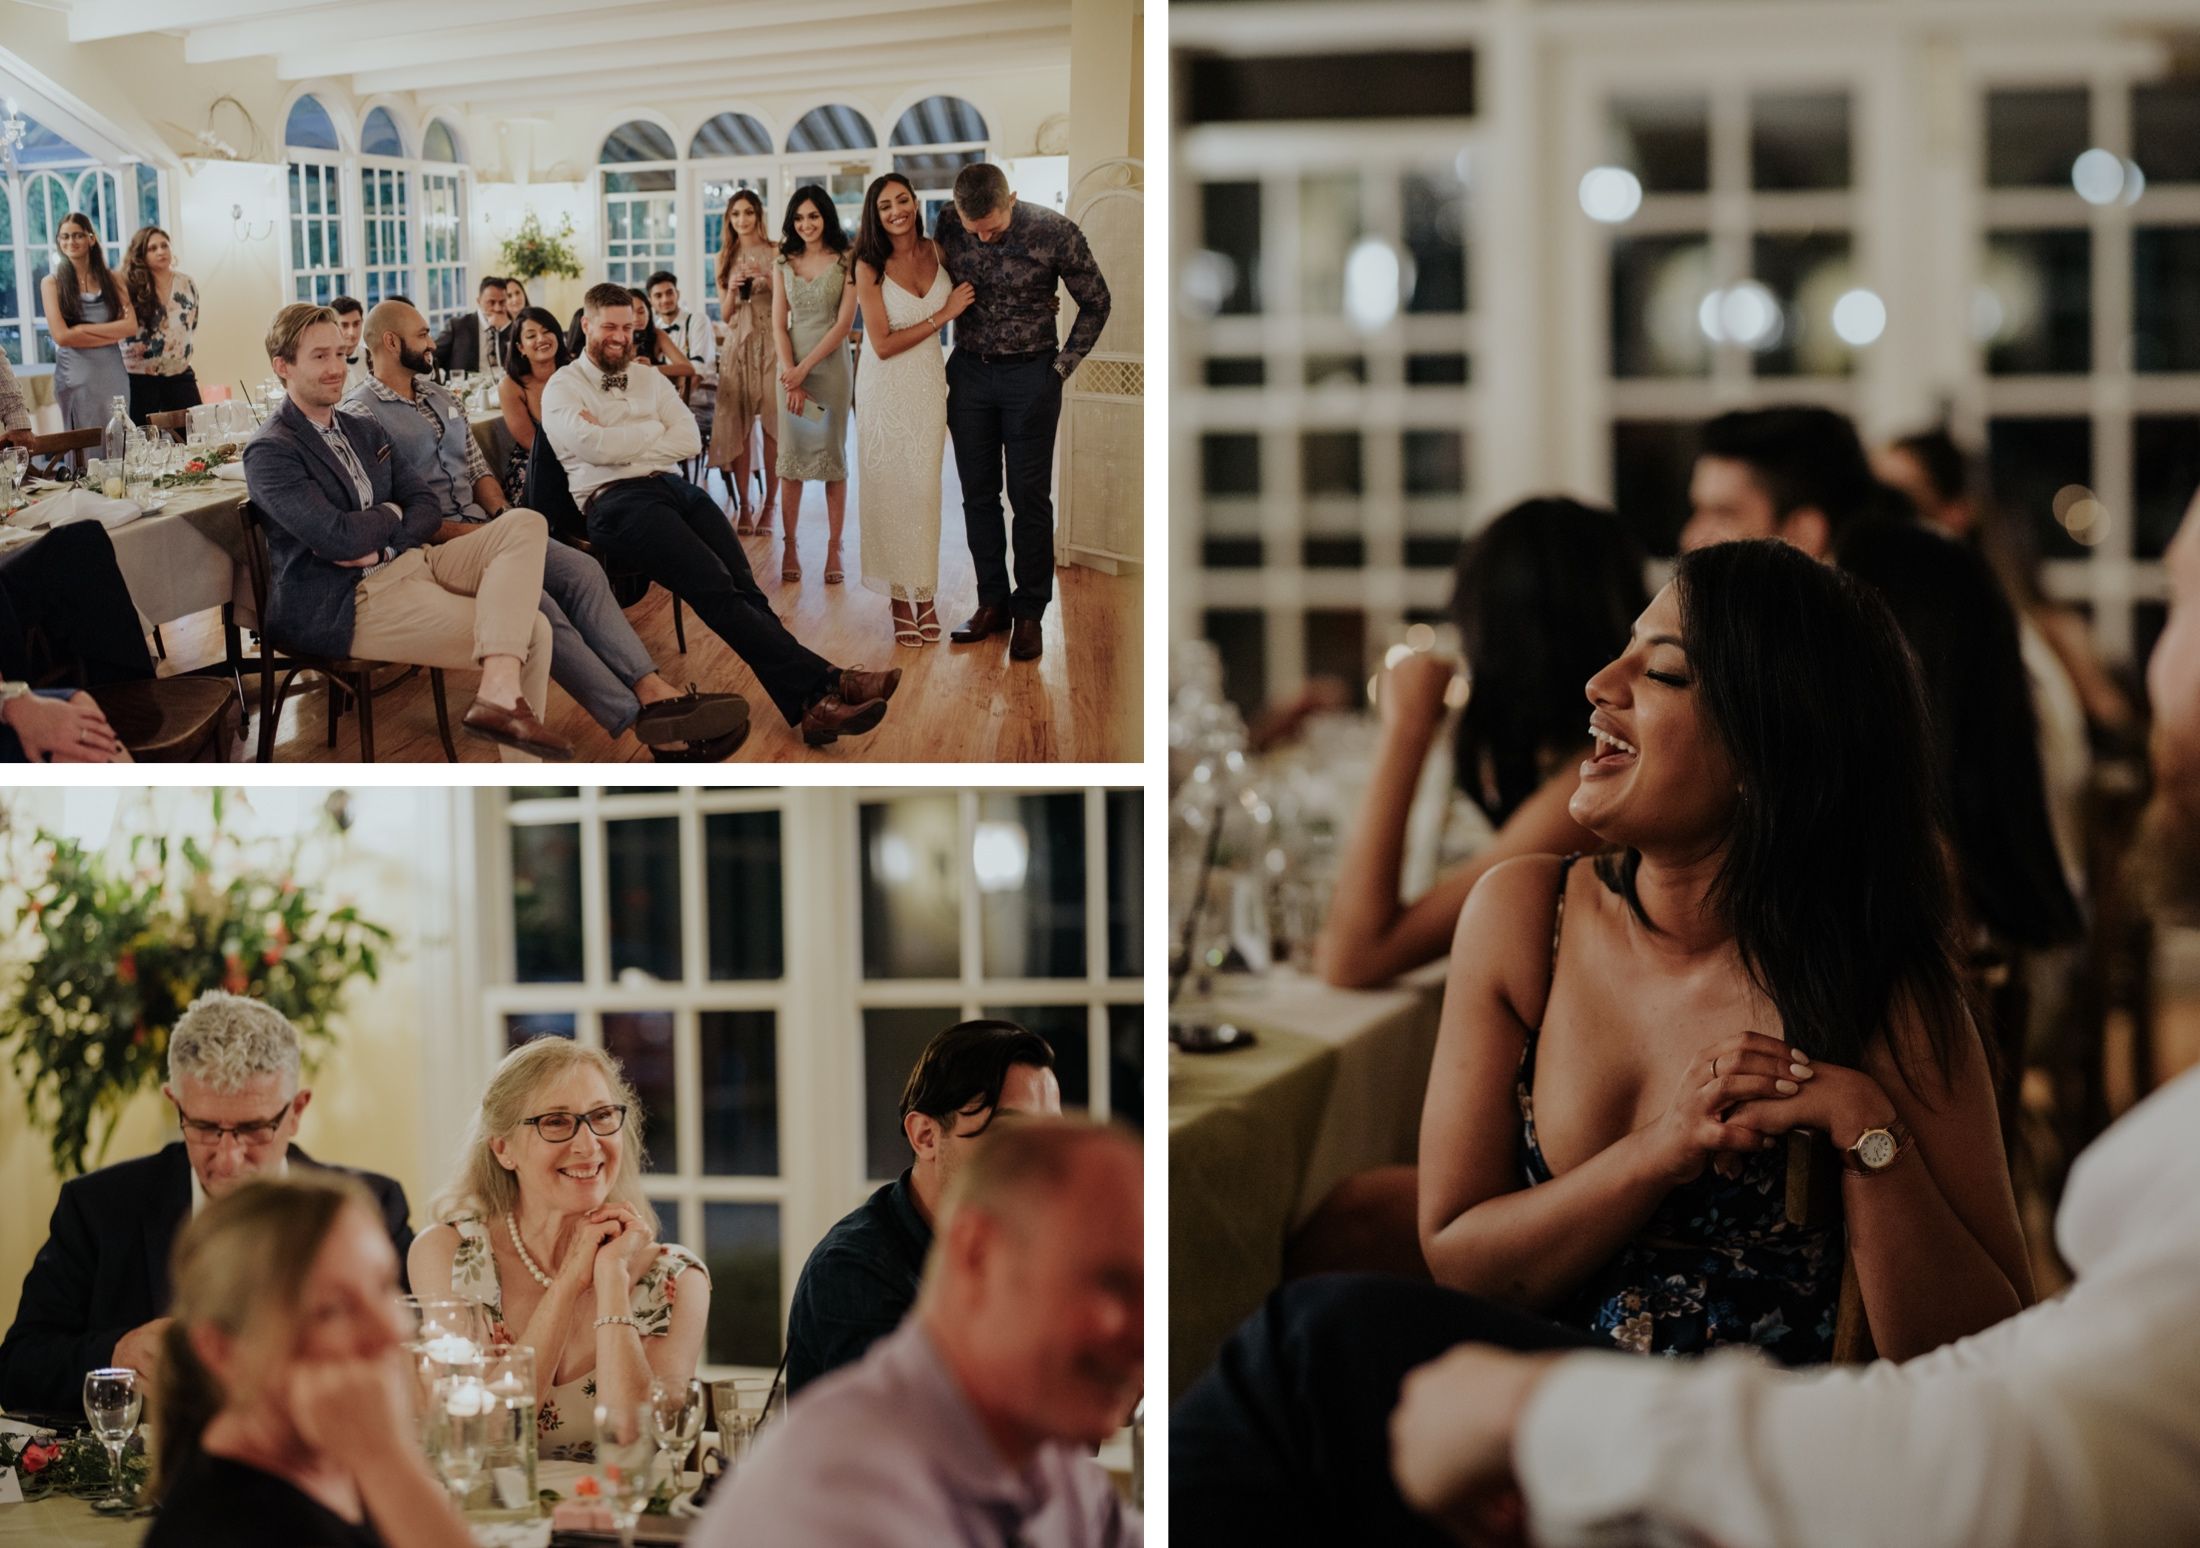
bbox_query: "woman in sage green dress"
[772,186,857,584]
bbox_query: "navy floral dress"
[1517,855,1842,1365]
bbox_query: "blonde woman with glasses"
[407,1037,709,1457]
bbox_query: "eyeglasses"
[521,1104,628,1143]
[174,1098,293,1147]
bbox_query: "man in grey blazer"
[241,301,569,760]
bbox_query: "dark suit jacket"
[434,313,513,377]
[0,1144,413,1415]
[240,395,442,657]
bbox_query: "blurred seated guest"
[433,275,512,377]
[0,992,412,1413]
[628,288,698,387]
[407,1037,709,1459]
[499,305,572,505]
[43,211,135,432]
[1678,405,1880,557]
[1319,500,1645,991]
[143,1175,470,1548]
[502,278,530,315]
[1171,542,2034,1546]
[329,296,370,391]
[542,282,898,749]
[344,299,747,761]
[0,520,151,764]
[1,346,31,446]
[120,225,202,422]
[243,302,570,761]
[1383,493,2200,1548]
[698,1119,1142,1546]
[787,1020,1060,1393]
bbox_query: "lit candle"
[423,1333,478,1364]
[444,1377,491,1417]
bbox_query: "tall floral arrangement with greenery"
[0,790,394,1178]
[499,211,584,281]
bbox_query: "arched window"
[783,106,879,237]
[361,107,407,158]
[423,118,462,165]
[421,120,467,328]
[889,96,991,233]
[601,120,677,163]
[599,120,678,290]
[785,105,876,154]
[3,109,127,367]
[285,94,348,304]
[358,108,413,307]
[690,113,775,322]
[690,112,771,159]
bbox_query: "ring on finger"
[1711,1054,1724,1079]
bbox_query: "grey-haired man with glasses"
[0,991,412,1414]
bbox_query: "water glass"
[1,447,22,516]
[709,1374,778,1475]
[82,1367,142,1514]
[648,1377,707,1499]
[437,1371,495,1512]
[594,1400,659,1548]
[479,1344,540,1517]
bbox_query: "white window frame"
[4,162,134,373]
[281,91,473,321]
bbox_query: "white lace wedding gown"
[857,262,950,602]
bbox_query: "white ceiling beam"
[67,0,342,42]
[347,0,1063,94]
[184,0,623,64]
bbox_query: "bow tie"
[601,371,628,392]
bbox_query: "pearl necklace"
[506,1212,556,1289]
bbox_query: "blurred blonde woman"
[145,1175,471,1548]
[408,1037,708,1457]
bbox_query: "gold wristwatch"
[1841,1116,1912,1175]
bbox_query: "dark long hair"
[121,225,170,335]
[715,189,771,293]
[781,184,850,259]
[51,212,117,329]
[1597,540,1968,1085]
[1838,520,2083,950]
[503,305,572,384]
[851,174,918,278]
[1451,498,1647,824]
[1890,424,2047,609]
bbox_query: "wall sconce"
[231,202,274,241]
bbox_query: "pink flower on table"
[20,1440,58,1474]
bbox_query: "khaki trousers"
[347,510,555,762]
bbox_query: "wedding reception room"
[0,0,1145,765]
[1168,0,2200,1542]
[0,783,1146,1544]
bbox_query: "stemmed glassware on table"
[0,446,24,522]
[595,1400,659,1548]
[709,1373,778,1479]
[82,1367,143,1515]
[648,1377,707,1506]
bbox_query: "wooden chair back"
[1784,1131,1874,1363]
[146,409,190,435]
[26,427,101,479]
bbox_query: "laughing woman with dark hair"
[1173,540,2033,1548]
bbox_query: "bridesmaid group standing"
[44,213,203,432]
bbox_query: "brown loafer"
[462,695,574,760]
[839,665,902,706]
[949,604,1013,644]
[651,720,752,761]
[633,686,748,747]
[800,692,889,747]
[1009,617,1043,661]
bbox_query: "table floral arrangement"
[155,442,241,488]
[0,788,395,1177]
[0,1428,148,1503]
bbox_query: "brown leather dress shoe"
[651,719,752,761]
[1009,617,1043,661]
[462,696,575,760]
[839,665,902,705]
[949,604,1012,644]
[633,686,748,746]
[801,692,890,747]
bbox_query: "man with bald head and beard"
[698,1118,1143,1546]
[341,299,748,760]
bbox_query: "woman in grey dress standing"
[772,186,856,585]
[41,212,135,433]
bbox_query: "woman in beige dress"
[709,191,779,534]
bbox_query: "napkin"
[213,462,248,483]
[34,488,141,529]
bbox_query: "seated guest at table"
[499,305,572,506]
[787,1020,1059,1394]
[1171,539,2035,1546]
[0,992,412,1414]
[1,347,32,447]
[120,224,203,422]
[345,299,748,761]
[628,287,698,387]
[699,1119,1142,1546]
[1384,492,2200,1548]
[42,211,136,432]
[503,278,530,315]
[329,296,370,391]
[646,270,710,379]
[434,275,513,378]
[243,302,570,760]
[143,1175,471,1548]
[408,1037,709,1459]
[0,520,150,763]
[542,282,899,748]
[1678,405,1880,557]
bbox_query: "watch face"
[1856,1129,1897,1169]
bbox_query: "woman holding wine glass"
[143,1174,473,1548]
[408,1037,710,1460]
[709,190,781,535]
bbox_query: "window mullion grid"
[580,791,611,1012]
[1712,82,1754,401]
[958,788,983,1000]
[675,791,706,1200]
[2092,69,2137,666]
[1084,789,1109,1116]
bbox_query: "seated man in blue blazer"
[242,301,570,760]
[0,992,413,1414]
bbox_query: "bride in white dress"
[852,173,975,644]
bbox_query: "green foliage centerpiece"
[499,211,584,282]
[0,789,395,1178]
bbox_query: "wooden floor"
[157,452,1142,765]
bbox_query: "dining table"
[1168,963,1448,1401]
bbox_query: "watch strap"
[0,680,31,704]
[1841,1116,1913,1175]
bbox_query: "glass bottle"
[103,396,131,465]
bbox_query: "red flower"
[117,951,137,985]
[133,1022,148,1047]
[20,1441,57,1474]
[573,1474,601,1498]
[185,459,207,474]
[262,946,282,965]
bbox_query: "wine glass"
[594,1400,658,1548]
[648,1377,706,1503]
[82,1367,143,1514]
[437,1371,494,1513]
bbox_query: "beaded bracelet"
[594,1314,637,1330]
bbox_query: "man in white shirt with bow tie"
[540,282,898,749]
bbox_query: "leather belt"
[961,346,1057,365]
